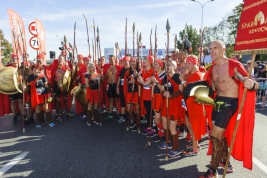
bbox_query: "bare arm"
[234,68,259,90]
[85,78,89,88]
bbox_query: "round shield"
[0,67,22,94]
[62,69,71,95]
[71,86,88,109]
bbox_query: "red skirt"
[32,93,49,108]
[126,92,138,104]
[161,95,185,122]
[86,88,101,104]
[152,93,163,112]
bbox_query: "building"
[103,47,174,63]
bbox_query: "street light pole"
[191,0,214,64]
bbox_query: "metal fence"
[254,78,267,107]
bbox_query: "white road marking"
[253,156,267,175]
[0,151,29,177]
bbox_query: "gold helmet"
[193,86,215,106]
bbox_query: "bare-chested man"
[103,55,122,119]
[200,40,258,178]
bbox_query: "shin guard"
[87,110,93,123]
[210,136,224,171]
[45,112,53,123]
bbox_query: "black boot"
[25,117,34,124]
[13,115,18,123]
[93,109,99,125]
[87,110,93,126]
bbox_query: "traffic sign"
[29,35,39,50]
[28,22,37,35]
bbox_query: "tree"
[177,25,200,55]
[226,3,243,43]
[203,3,243,57]
[0,30,13,65]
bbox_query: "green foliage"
[259,54,267,61]
[0,30,13,65]
[177,25,200,55]
[176,3,243,58]
[203,3,243,50]
[226,3,243,39]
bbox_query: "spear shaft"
[165,19,170,161]
[91,37,95,62]
[148,25,157,146]
[93,19,96,63]
[125,18,127,55]
[83,14,91,56]
[150,28,153,55]
[97,26,101,57]
[132,22,135,57]
[17,20,26,133]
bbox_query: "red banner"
[235,0,267,51]
[7,8,27,64]
[0,39,2,67]
[35,19,46,65]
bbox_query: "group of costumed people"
[0,39,258,178]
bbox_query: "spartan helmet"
[193,86,215,106]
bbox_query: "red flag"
[35,19,46,65]
[0,39,2,67]
[7,8,27,64]
[235,0,267,51]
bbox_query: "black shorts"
[119,85,126,107]
[107,83,118,98]
[257,89,266,97]
[212,96,238,129]
[9,92,23,100]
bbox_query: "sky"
[0,0,243,61]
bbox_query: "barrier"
[254,78,267,106]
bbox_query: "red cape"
[49,59,71,84]
[205,59,256,170]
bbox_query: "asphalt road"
[0,105,267,178]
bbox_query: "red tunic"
[152,72,165,112]
[30,74,49,108]
[85,73,101,104]
[161,73,185,121]
[124,70,139,105]
[185,71,206,141]
[141,68,153,101]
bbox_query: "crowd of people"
[0,39,259,178]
